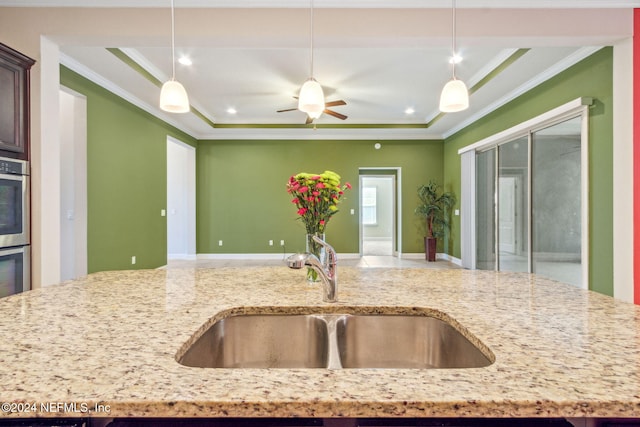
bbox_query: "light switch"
[350,209,355,215]
[454,209,460,216]
[161,209,166,217]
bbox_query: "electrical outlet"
[218,240,223,246]
[131,256,136,265]
[280,240,285,246]
[269,240,273,246]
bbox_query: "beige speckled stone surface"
[1,266,640,419]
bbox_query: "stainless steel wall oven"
[0,156,29,297]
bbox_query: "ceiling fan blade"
[305,115,314,125]
[324,109,347,120]
[325,100,346,107]
[277,108,298,113]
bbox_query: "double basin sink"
[178,309,494,369]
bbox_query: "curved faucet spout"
[286,236,338,303]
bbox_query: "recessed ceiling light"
[405,107,415,115]
[226,107,237,115]
[178,56,192,66]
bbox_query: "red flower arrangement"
[286,170,351,235]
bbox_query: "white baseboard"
[438,252,463,266]
[187,252,462,265]
[197,253,286,260]
[196,252,363,260]
[168,253,197,260]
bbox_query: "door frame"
[166,136,196,259]
[358,167,402,258]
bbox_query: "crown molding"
[59,52,199,138]
[443,46,603,138]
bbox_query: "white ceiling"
[13,0,635,139]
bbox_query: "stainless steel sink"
[177,311,493,369]
[179,314,329,368]
[335,314,492,369]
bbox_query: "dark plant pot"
[424,237,437,262]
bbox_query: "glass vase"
[305,232,326,283]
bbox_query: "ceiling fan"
[277,98,348,124]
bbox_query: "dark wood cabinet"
[0,43,35,160]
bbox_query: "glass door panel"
[531,117,582,286]
[476,149,496,270]
[497,137,529,272]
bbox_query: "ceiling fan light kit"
[159,0,190,113]
[439,0,469,113]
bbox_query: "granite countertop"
[0,266,639,419]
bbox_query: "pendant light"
[298,0,325,119]
[159,0,190,113]
[439,0,469,113]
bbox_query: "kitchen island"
[0,266,639,424]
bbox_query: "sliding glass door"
[531,117,582,286]
[498,136,529,273]
[476,149,496,270]
[475,116,584,287]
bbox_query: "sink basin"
[335,314,492,369]
[179,314,329,368]
[177,311,493,369]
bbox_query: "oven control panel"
[0,158,27,175]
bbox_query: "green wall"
[443,47,613,296]
[60,66,197,273]
[196,139,444,254]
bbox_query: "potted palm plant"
[415,181,456,261]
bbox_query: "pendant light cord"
[170,0,176,80]
[309,0,315,78]
[451,0,457,79]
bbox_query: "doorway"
[59,87,87,281]
[359,171,399,257]
[166,137,196,259]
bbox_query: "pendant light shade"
[160,0,190,113]
[298,78,325,117]
[439,78,469,113]
[160,79,190,113]
[298,0,324,121]
[439,0,469,113]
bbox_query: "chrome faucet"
[286,235,338,303]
